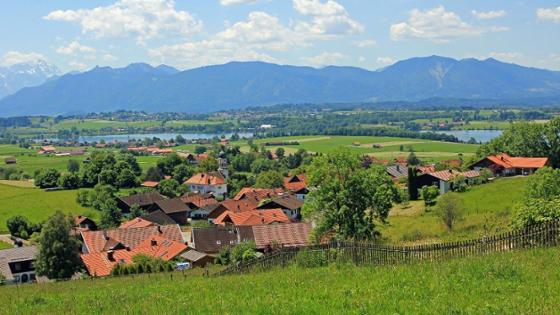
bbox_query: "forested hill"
[1,56,560,116]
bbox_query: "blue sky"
[0,0,559,72]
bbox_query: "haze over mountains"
[0,60,59,99]
[1,55,560,117]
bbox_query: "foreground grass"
[0,184,96,233]
[382,177,527,244]
[1,247,559,314]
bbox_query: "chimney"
[107,250,115,261]
[103,231,109,240]
[157,226,162,234]
[151,239,157,246]
[396,165,400,172]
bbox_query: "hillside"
[1,247,558,314]
[1,56,560,116]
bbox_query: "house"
[214,209,291,226]
[185,172,227,197]
[190,226,254,254]
[470,153,549,176]
[119,217,156,229]
[415,170,480,195]
[207,198,261,221]
[142,210,178,226]
[81,236,187,277]
[180,192,218,209]
[149,198,190,225]
[386,165,408,181]
[74,215,97,231]
[180,249,214,268]
[80,224,184,254]
[252,223,313,250]
[233,187,283,201]
[256,194,304,220]
[141,181,159,188]
[283,174,308,200]
[4,157,16,165]
[0,246,38,284]
[38,146,56,155]
[117,191,166,213]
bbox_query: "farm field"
[239,135,479,161]
[1,247,558,314]
[0,184,96,233]
[381,176,528,244]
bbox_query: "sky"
[0,0,559,72]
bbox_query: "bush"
[435,193,465,230]
[34,168,61,188]
[6,215,31,239]
[421,185,439,206]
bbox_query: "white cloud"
[293,0,364,38]
[472,10,506,19]
[537,7,560,23]
[56,41,96,55]
[102,54,118,62]
[301,52,345,67]
[390,6,506,42]
[354,39,376,48]
[68,60,89,71]
[376,57,394,66]
[0,51,46,67]
[44,0,202,44]
[220,0,258,6]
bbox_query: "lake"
[76,132,254,143]
[428,130,503,143]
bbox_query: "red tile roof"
[81,235,187,277]
[185,172,226,186]
[81,225,184,254]
[233,187,284,201]
[283,174,308,193]
[141,181,159,188]
[427,170,480,182]
[214,209,290,226]
[251,223,312,249]
[119,218,156,229]
[485,153,548,169]
[180,192,218,208]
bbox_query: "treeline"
[261,126,459,142]
[0,117,32,128]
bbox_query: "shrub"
[435,193,465,230]
[296,249,328,268]
[421,185,439,206]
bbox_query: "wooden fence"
[214,219,560,276]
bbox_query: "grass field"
[0,184,96,233]
[238,135,479,161]
[381,177,527,244]
[1,247,558,314]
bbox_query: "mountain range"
[1,55,560,117]
[0,60,59,99]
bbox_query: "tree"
[251,157,274,174]
[156,153,183,176]
[6,215,30,239]
[99,198,122,228]
[129,204,146,218]
[450,174,468,192]
[173,164,193,183]
[118,168,139,188]
[67,159,80,173]
[255,170,284,189]
[145,166,163,182]
[421,185,439,206]
[513,167,560,227]
[230,241,257,264]
[34,168,61,188]
[35,212,81,279]
[195,146,207,154]
[58,172,80,189]
[198,157,218,172]
[98,169,118,186]
[407,151,421,166]
[435,193,465,230]
[407,167,419,200]
[275,147,285,159]
[158,178,184,198]
[302,149,398,241]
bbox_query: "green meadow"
[1,247,558,314]
[0,184,96,233]
[381,176,528,244]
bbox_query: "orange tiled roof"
[251,223,312,249]
[81,225,184,254]
[486,153,548,169]
[180,193,218,208]
[119,218,155,229]
[81,235,187,277]
[427,170,480,182]
[141,181,159,188]
[233,187,284,201]
[219,198,260,213]
[185,172,226,186]
[283,174,308,193]
[214,209,290,226]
